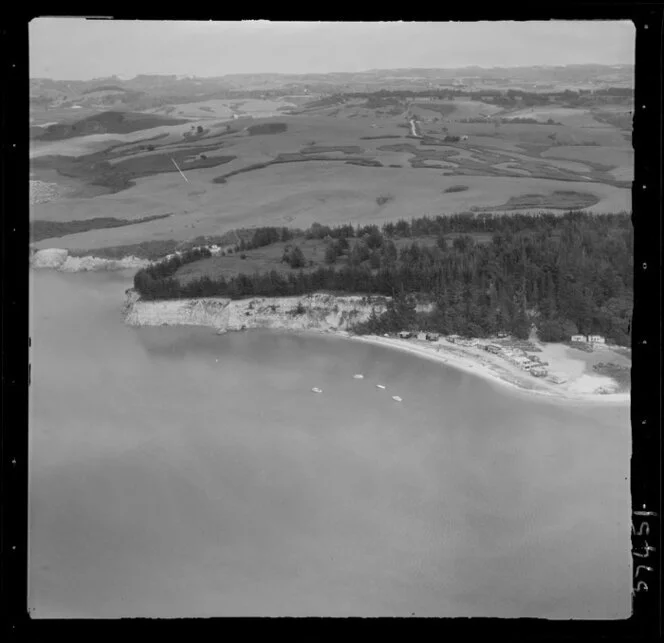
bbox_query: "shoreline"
[120,288,630,406]
[31,260,631,405]
[334,332,630,406]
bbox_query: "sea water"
[28,269,631,618]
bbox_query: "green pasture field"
[29,98,633,251]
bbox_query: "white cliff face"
[31,248,69,269]
[60,255,151,272]
[123,291,434,333]
[30,248,151,272]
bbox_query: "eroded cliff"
[123,290,433,333]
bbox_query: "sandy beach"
[328,331,630,406]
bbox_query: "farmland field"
[30,91,633,252]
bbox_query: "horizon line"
[30,62,635,83]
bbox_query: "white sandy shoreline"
[303,330,630,406]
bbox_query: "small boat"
[353,374,364,379]
[311,387,323,394]
[392,395,403,402]
[376,384,386,389]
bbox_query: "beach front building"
[446,335,462,344]
[484,344,502,354]
[530,367,548,378]
[399,331,413,339]
[417,332,427,341]
[426,332,440,342]
[571,334,606,345]
[512,356,532,369]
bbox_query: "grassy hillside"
[30,91,633,251]
[30,214,173,242]
[33,111,190,141]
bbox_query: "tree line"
[133,212,633,345]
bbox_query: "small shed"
[398,331,412,339]
[417,331,427,341]
[588,335,606,344]
[571,334,587,343]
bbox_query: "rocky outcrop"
[30,248,150,272]
[30,248,69,269]
[123,290,434,333]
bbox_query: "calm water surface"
[28,270,632,618]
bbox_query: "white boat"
[376,384,386,389]
[312,387,323,394]
[392,395,402,402]
[353,374,364,379]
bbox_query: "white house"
[570,334,587,343]
[417,331,427,341]
[588,335,606,344]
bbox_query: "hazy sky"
[29,19,635,80]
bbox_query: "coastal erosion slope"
[123,291,421,333]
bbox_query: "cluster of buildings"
[393,330,610,384]
[444,335,549,378]
[398,330,440,342]
[570,334,606,345]
[389,329,591,387]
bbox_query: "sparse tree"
[288,246,306,269]
[325,244,338,264]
